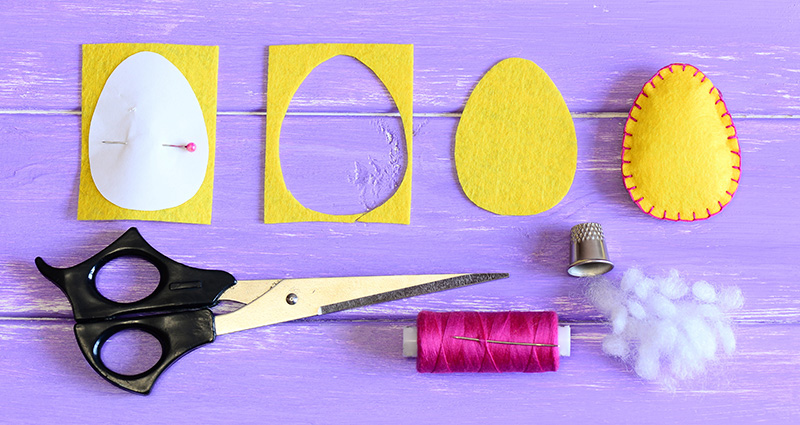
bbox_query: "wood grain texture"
[3,115,798,321]
[1,0,799,423]
[1,319,798,424]
[1,1,799,114]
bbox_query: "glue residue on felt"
[588,268,743,389]
[455,58,577,215]
[622,64,741,221]
[89,51,209,211]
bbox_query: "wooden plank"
[2,114,799,322]
[1,319,797,424]
[0,1,799,114]
[2,2,800,423]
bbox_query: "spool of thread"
[403,311,570,373]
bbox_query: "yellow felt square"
[264,44,413,224]
[622,64,741,221]
[78,43,218,224]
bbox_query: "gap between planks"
[1,109,799,119]
[1,316,797,326]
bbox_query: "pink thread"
[621,63,741,222]
[416,311,559,373]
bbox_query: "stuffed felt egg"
[88,51,209,211]
[455,58,576,215]
[622,64,740,221]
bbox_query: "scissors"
[35,228,508,394]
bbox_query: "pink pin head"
[162,142,197,152]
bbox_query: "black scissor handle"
[35,227,236,321]
[74,309,215,394]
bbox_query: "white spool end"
[402,325,571,357]
[558,325,571,357]
[403,326,418,358]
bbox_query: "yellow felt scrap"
[622,64,741,221]
[455,58,577,215]
[78,43,219,224]
[264,44,414,224]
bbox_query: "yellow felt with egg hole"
[455,58,577,215]
[78,43,218,224]
[622,64,740,221]
[264,44,413,224]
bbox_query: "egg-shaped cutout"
[88,51,209,211]
[280,56,406,215]
[455,58,577,215]
[622,64,741,221]
[264,43,414,224]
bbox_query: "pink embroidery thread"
[621,63,741,222]
[416,311,560,374]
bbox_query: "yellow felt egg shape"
[455,58,577,215]
[622,64,741,221]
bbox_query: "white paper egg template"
[88,51,209,211]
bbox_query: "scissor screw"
[286,293,298,305]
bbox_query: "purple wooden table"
[1,1,799,423]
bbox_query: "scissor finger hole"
[95,257,161,303]
[99,329,163,376]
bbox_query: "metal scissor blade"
[213,273,508,336]
[319,273,508,314]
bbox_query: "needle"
[453,336,558,347]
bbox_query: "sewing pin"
[101,141,128,145]
[453,336,558,347]
[162,142,197,152]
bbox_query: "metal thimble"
[567,222,613,277]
